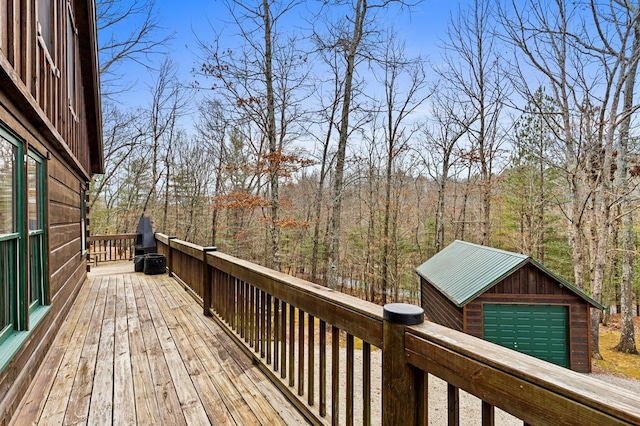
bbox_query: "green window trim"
[0,305,50,373]
[28,151,47,310]
[0,125,49,355]
[0,126,25,338]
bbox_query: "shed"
[416,240,603,373]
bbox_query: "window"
[28,153,47,311]
[37,0,52,52]
[0,126,49,355]
[0,128,24,343]
[80,188,86,255]
[67,3,77,111]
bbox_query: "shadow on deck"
[11,262,308,425]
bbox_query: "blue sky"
[106,0,469,133]
[155,0,454,55]
[112,0,460,106]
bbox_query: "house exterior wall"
[463,263,592,373]
[0,0,101,422]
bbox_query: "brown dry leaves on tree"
[211,192,270,210]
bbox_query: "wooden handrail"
[207,250,384,346]
[405,321,640,425]
[88,233,136,241]
[87,234,136,263]
[153,233,640,426]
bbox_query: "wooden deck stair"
[11,263,308,425]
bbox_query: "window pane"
[28,154,45,308]
[38,0,52,51]
[81,189,86,253]
[28,157,40,231]
[0,238,15,334]
[0,137,15,235]
[67,10,76,108]
[29,234,44,306]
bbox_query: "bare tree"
[439,0,509,246]
[195,99,230,246]
[140,58,190,222]
[308,48,342,283]
[322,0,368,289]
[418,86,476,253]
[198,0,309,270]
[609,1,640,355]
[500,0,640,359]
[91,0,174,231]
[89,103,143,212]
[375,34,429,302]
[97,0,172,98]
[316,0,419,289]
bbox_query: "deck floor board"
[11,264,309,425]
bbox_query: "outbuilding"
[416,240,603,372]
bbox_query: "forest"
[91,0,639,356]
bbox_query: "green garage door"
[483,304,569,368]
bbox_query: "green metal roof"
[416,240,604,309]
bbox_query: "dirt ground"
[600,312,640,334]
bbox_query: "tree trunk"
[381,144,392,305]
[366,162,376,302]
[311,94,336,282]
[435,156,450,253]
[328,0,366,289]
[262,0,281,272]
[537,137,545,262]
[614,18,639,354]
[458,163,472,242]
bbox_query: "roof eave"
[75,0,103,175]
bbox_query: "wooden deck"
[11,263,309,425]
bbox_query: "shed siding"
[421,277,463,331]
[464,264,592,372]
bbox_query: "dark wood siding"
[463,263,592,373]
[0,0,99,421]
[420,260,593,373]
[0,106,87,423]
[0,0,100,177]
[421,277,464,331]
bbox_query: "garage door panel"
[483,304,569,368]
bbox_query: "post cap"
[203,246,217,252]
[383,303,424,325]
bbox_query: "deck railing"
[87,233,136,264]
[155,233,640,426]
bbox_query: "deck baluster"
[308,314,315,407]
[346,333,354,426]
[331,326,339,426]
[298,309,304,396]
[289,304,295,386]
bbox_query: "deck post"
[382,303,424,426]
[202,246,217,316]
[167,236,177,276]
